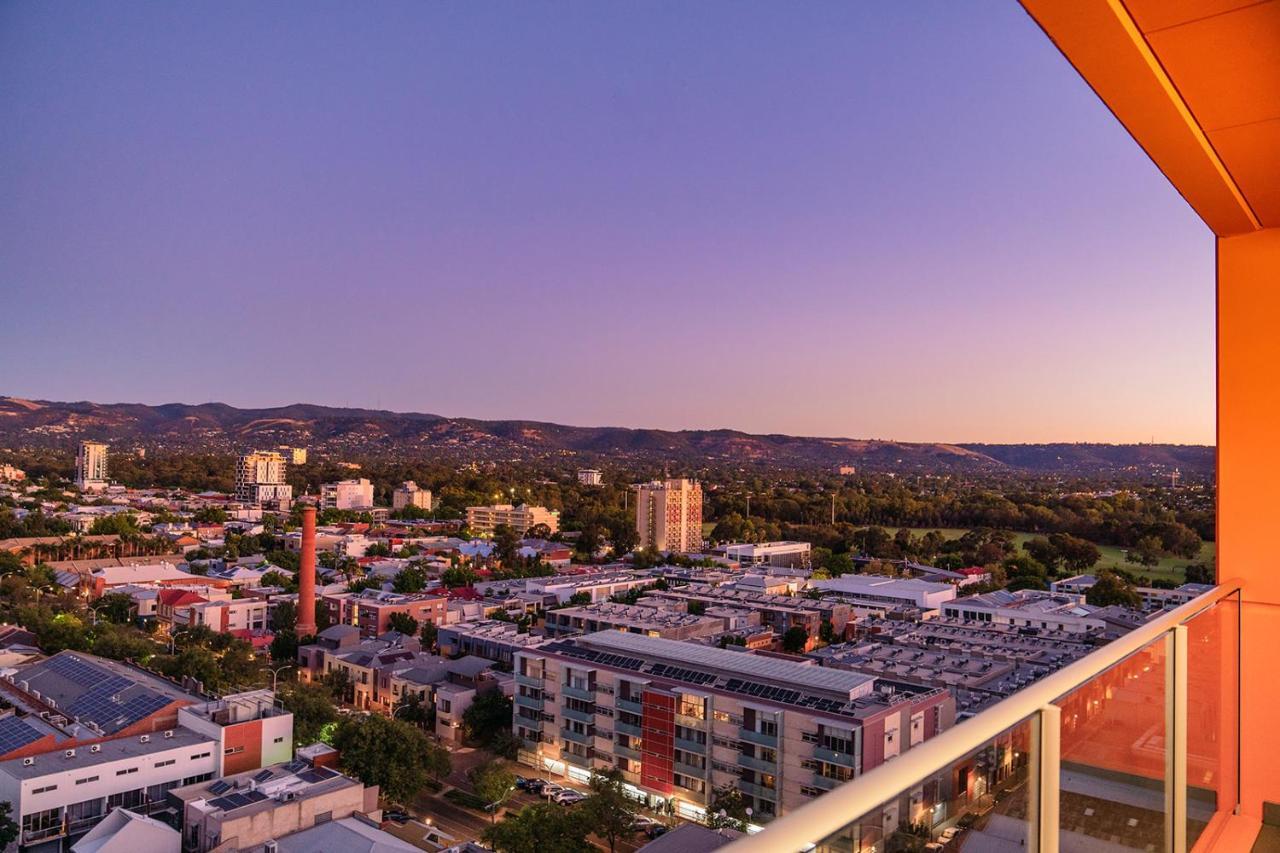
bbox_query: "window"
[315,810,333,824]
[224,746,245,755]
[273,736,284,744]
[32,784,58,794]
[678,694,706,720]
[75,776,99,785]
[116,767,139,776]
[190,752,211,760]
[155,759,176,768]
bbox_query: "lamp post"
[262,664,291,692]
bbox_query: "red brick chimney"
[296,506,318,636]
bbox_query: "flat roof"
[0,727,210,780]
[577,631,875,697]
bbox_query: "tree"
[323,668,353,703]
[482,803,592,853]
[818,619,837,645]
[1127,536,1163,567]
[707,786,750,831]
[1048,533,1101,572]
[493,524,522,564]
[420,620,438,650]
[271,600,298,632]
[392,565,427,593]
[387,612,419,636]
[1085,572,1142,608]
[0,801,17,850]
[332,714,439,803]
[469,760,517,822]
[93,592,136,624]
[581,769,634,853]
[279,681,338,745]
[393,692,436,731]
[781,625,809,654]
[463,689,514,751]
[270,629,299,662]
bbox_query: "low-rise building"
[172,760,380,853]
[514,631,953,823]
[392,481,432,512]
[320,479,375,511]
[544,602,726,641]
[941,589,1106,634]
[721,542,812,570]
[465,504,560,537]
[436,620,547,665]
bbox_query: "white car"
[540,783,566,799]
[552,789,586,805]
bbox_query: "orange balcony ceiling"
[1020,0,1280,235]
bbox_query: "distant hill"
[0,396,1214,476]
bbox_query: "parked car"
[525,778,550,794]
[645,824,669,840]
[514,776,530,790]
[631,816,662,833]
[383,808,411,824]
[552,790,586,805]
[540,783,566,799]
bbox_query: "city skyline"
[1,2,1214,444]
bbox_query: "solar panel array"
[208,780,232,795]
[40,654,174,734]
[549,643,646,673]
[646,663,717,686]
[208,790,268,812]
[254,769,274,782]
[0,716,43,756]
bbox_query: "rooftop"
[0,726,210,780]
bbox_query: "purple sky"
[0,2,1214,445]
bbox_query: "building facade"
[465,504,560,537]
[392,481,432,511]
[320,479,374,511]
[635,479,703,553]
[76,441,109,491]
[233,451,292,508]
[514,631,953,824]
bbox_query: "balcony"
[676,758,708,778]
[615,743,642,761]
[675,735,707,754]
[514,693,544,711]
[563,683,595,701]
[616,720,643,738]
[737,753,777,773]
[561,705,594,724]
[813,746,856,768]
[561,727,594,746]
[515,672,543,689]
[616,696,643,714]
[737,779,779,801]
[724,582,1242,853]
[739,727,778,747]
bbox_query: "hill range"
[0,396,1213,477]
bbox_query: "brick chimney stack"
[296,506,317,636]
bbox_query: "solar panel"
[254,769,274,782]
[208,781,231,795]
[0,717,42,756]
[285,760,307,772]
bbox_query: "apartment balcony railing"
[563,683,595,701]
[739,727,779,747]
[738,779,780,801]
[738,752,778,773]
[616,696,644,714]
[514,693,544,711]
[515,672,543,689]
[616,720,643,738]
[813,746,857,768]
[561,726,594,746]
[675,735,708,754]
[725,582,1241,853]
[561,705,595,724]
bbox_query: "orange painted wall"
[222,718,264,776]
[1218,227,1280,820]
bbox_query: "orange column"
[296,506,318,637]
[1217,226,1280,820]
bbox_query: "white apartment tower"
[393,481,432,511]
[577,469,603,486]
[321,478,375,510]
[76,440,109,491]
[235,451,293,508]
[635,477,703,553]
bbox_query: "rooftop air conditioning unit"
[90,744,101,753]
[139,735,150,743]
[22,757,33,767]
[65,749,76,758]
[164,730,174,738]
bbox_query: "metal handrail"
[724,580,1243,852]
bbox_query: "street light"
[262,664,292,692]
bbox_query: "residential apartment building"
[543,602,726,641]
[0,464,25,482]
[940,589,1108,634]
[392,481,432,511]
[320,478,374,511]
[722,541,812,570]
[436,620,547,666]
[172,759,379,853]
[465,504,560,537]
[577,469,603,486]
[634,478,703,553]
[76,441,109,491]
[513,631,953,823]
[321,589,447,639]
[233,452,292,509]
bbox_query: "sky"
[0,1,1215,445]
